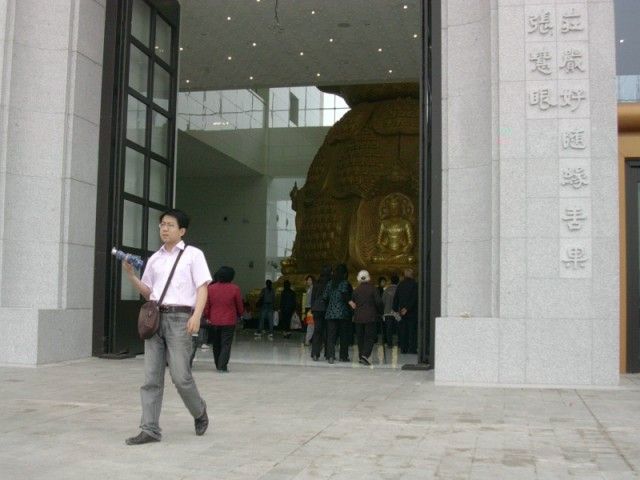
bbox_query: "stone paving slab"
[0,358,638,479]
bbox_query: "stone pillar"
[0,0,105,364]
[436,0,619,386]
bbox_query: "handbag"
[137,247,186,340]
[290,311,302,330]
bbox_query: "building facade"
[0,0,624,387]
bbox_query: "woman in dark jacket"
[279,279,297,338]
[203,266,244,372]
[256,280,275,338]
[323,263,352,364]
[310,265,331,361]
[349,270,383,365]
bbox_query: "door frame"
[93,0,180,355]
[93,0,443,362]
[419,0,442,368]
[624,158,640,373]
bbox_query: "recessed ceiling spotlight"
[311,10,316,14]
[155,45,159,49]
[403,4,408,9]
[227,55,232,60]
[329,38,334,42]
[378,48,382,52]
[316,73,321,77]
[179,46,184,51]
[388,69,393,74]
[249,76,254,80]
[620,39,625,43]
[252,42,257,47]
[413,33,418,38]
[300,51,304,56]
[186,79,190,83]
[227,16,231,21]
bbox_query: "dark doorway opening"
[625,159,640,373]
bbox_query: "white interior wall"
[176,174,269,296]
[176,124,326,296]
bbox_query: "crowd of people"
[308,264,419,365]
[196,263,419,368]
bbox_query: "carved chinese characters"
[526,3,591,278]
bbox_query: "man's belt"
[159,305,193,314]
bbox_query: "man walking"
[123,209,212,445]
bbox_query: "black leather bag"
[137,247,185,340]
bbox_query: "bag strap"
[157,245,186,305]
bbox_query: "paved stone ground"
[0,358,639,479]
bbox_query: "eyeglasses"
[158,222,179,229]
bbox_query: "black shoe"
[359,356,371,366]
[125,431,159,446]
[328,358,335,364]
[339,357,350,362]
[195,408,209,436]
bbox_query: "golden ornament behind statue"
[282,83,420,279]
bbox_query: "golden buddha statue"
[372,193,415,264]
[281,83,419,280]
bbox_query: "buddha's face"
[388,198,400,215]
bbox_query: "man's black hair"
[160,209,190,229]
[390,273,400,285]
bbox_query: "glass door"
[625,159,640,373]
[94,0,180,355]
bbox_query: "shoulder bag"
[138,247,186,340]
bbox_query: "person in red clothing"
[203,266,243,373]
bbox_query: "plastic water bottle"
[111,247,144,271]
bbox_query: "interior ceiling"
[179,0,422,91]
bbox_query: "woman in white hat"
[349,270,383,365]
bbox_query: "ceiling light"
[311,10,316,14]
[227,56,232,60]
[249,76,254,80]
[413,33,418,38]
[378,48,382,52]
[329,38,334,42]
[388,69,393,74]
[179,46,184,51]
[186,79,190,83]
[226,16,231,21]
[403,4,408,9]
[620,39,625,43]
[300,51,304,56]
[252,42,257,47]
[316,73,321,77]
